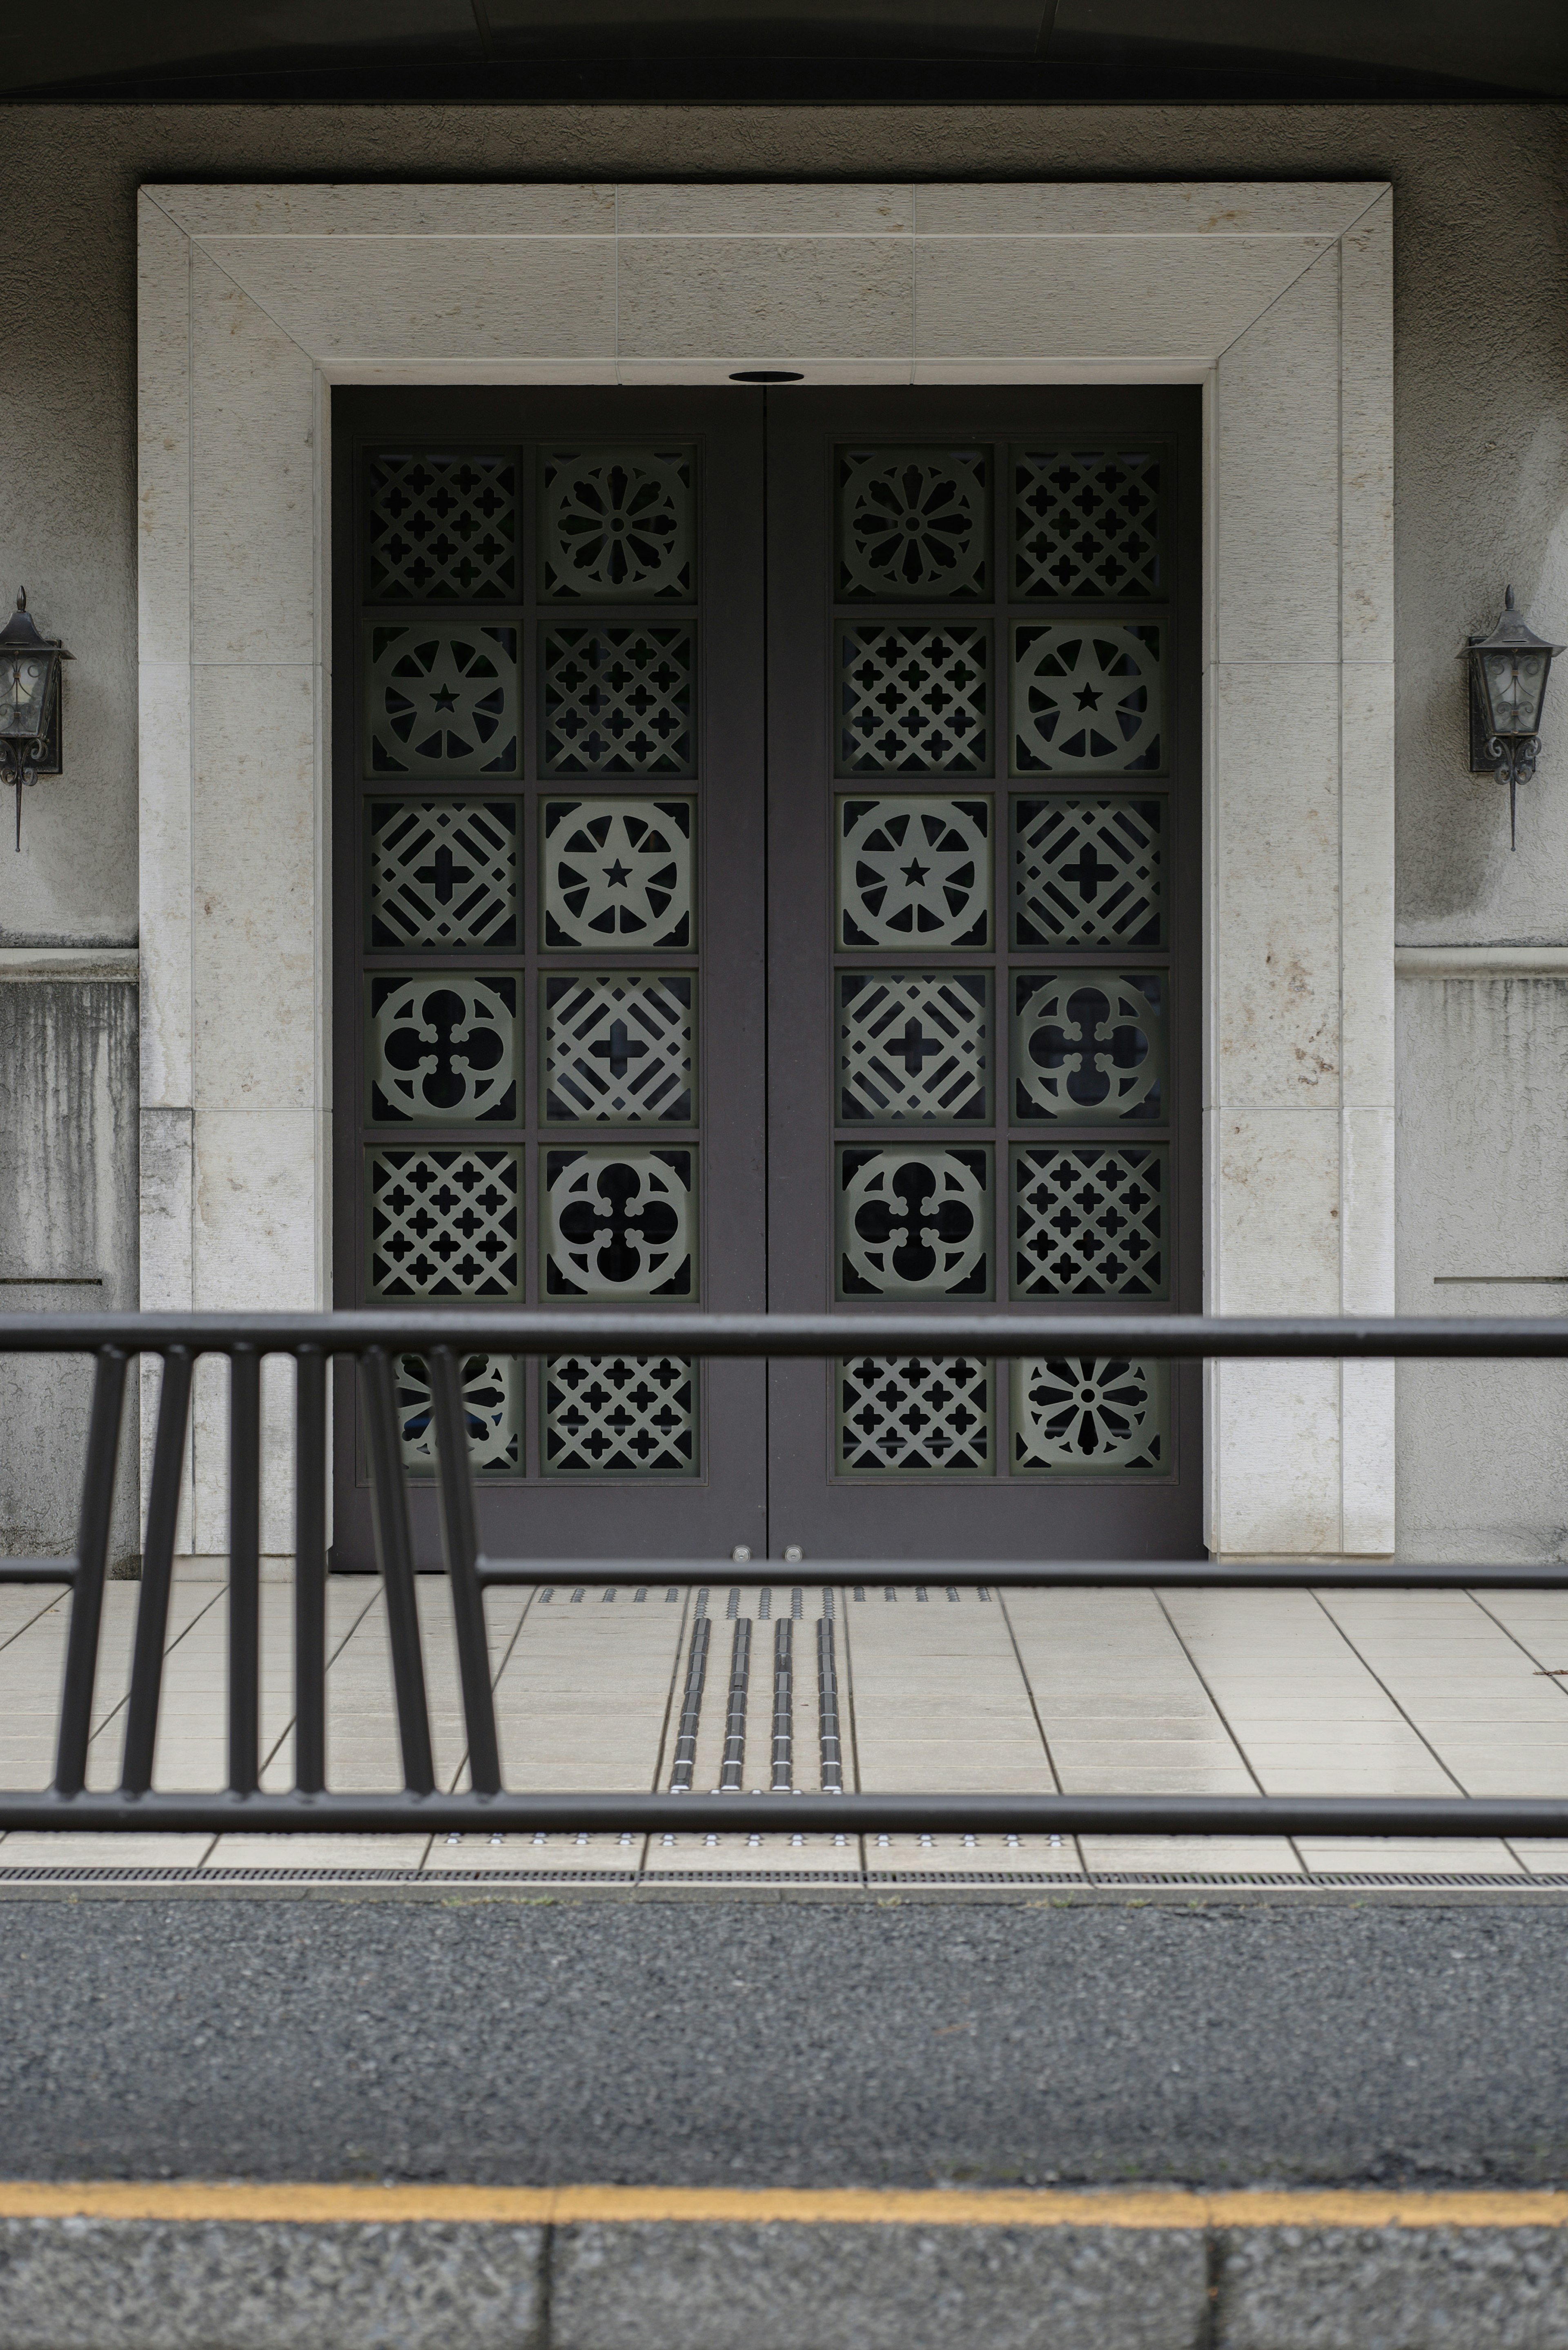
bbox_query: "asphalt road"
[4,1896,1566,2189]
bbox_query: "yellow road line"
[0,2183,1564,2229]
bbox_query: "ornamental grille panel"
[541,626,695,778]
[544,1356,697,1476]
[545,973,695,1124]
[365,625,519,778]
[1013,1356,1166,1474]
[369,973,519,1125]
[837,447,989,600]
[365,453,518,602]
[1012,1144,1166,1299]
[1013,970,1165,1124]
[543,797,694,949]
[1012,794,1163,949]
[838,796,991,949]
[368,799,519,952]
[545,1146,696,1298]
[838,1145,991,1299]
[1013,448,1164,600]
[540,448,695,602]
[1013,623,1163,775]
[396,1353,521,1478]
[368,1146,522,1300]
[837,624,990,776]
[837,972,988,1124]
[838,1356,991,1473]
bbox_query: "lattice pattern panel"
[544,1355,697,1476]
[838,447,989,600]
[369,973,518,1125]
[368,1146,522,1301]
[368,799,519,952]
[837,972,988,1124]
[542,626,695,778]
[837,624,990,776]
[545,973,695,1123]
[1013,448,1164,600]
[396,1352,521,1478]
[1013,970,1165,1125]
[1013,624,1163,775]
[543,798,694,949]
[541,447,695,602]
[838,797,990,949]
[365,625,519,779]
[1012,795,1163,949]
[1013,1356,1166,1474]
[1012,1144,1166,1299]
[838,1355,991,1474]
[838,1145,991,1299]
[545,1146,695,1298]
[365,453,517,602]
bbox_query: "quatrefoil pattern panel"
[1013,1144,1166,1298]
[837,446,989,600]
[1013,1356,1166,1474]
[545,1355,697,1476]
[545,1146,695,1298]
[543,798,694,949]
[365,625,519,779]
[837,623,990,776]
[542,626,695,778]
[368,1146,522,1301]
[395,1352,521,1478]
[545,973,695,1124]
[1013,624,1163,775]
[838,1355,991,1474]
[1013,448,1164,599]
[369,973,518,1125]
[837,972,988,1124]
[365,452,518,602]
[838,797,990,949]
[1013,970,1165,1124]
[837,1146,991,1299]
[368,799,519,952]
[1012,795,1163,949]
[540,447,695,601]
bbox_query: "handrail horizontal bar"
[475,1558,1568,1590]
[0,1559,77,1583]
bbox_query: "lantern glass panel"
[0,652,53,744]
[1481,647,1550,737]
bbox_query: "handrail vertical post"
[228,1346,262,1795]
[54,1346,129,1795]
[121,1348,193,1795]
[293,1346,328,1795]
[429,1346,502,1796]
[361,1347,436,1795]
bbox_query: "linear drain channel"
[0,1865,1566,1891]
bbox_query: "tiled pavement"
[4,1572,1568,1888]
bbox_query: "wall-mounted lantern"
[0,589,71,850]
[1468,585,1564,849]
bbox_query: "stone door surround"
[136,178,1394,1561]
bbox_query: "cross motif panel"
[1013,1356,1166,1474]
[1013,970,1165,1124]
[543,798,694,949]
[838,1356,991,1474]
[395,1352,521,1478]
[837,446,989,600]
[369,973,518,1125]
[545,1146,695,1298]
[838,1145,991,1299]
[1013,448,1164,600]
[542,626,695,778]
[1013,1144,1166,1298]
[365,626,519,780]
[838,797,990,949]
[837,972,988,1124]
[368,799,519,952]
[837,624,990,776]
[368,1146,521,1300]
[365,452,518,602]
[545,973,695,1123]
[544,1355,697,1476]
[1013,624,1163,775]
[1012,795,1163,949]
[540,447,695,601]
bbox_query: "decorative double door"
[332,386,1200,1568]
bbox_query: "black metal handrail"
[5,1309,1568,1840]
